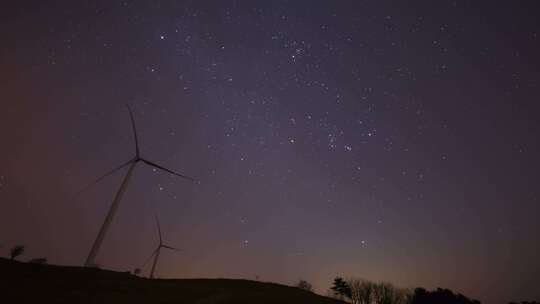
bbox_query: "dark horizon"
[1,1,539,303]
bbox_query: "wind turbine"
[82,105,194,267]
[148,215,181,279]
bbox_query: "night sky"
[1,1,539,303]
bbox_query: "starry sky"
[1,1,539,303]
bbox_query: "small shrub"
[10,245,25,260]
[296,279,314,292]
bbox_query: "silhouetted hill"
[1,258,344,304]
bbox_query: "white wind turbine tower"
[148,215,181,279]
[82,105,194,267]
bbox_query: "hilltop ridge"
[1,258,344,304]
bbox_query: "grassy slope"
[1,258,345,304]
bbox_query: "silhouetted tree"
[28,257,47,264]
[331,277,352,300]
[373,282,410,304]
[348,278,375,304]
[345,279,410,304]
[133,268,141,276]
[296,279,314,292]
[9,245,25,260]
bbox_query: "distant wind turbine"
[148,215,181,279]
[82,105,194,267]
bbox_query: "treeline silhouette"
[329,277,482,304]
[412,287,480,304]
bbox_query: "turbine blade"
[155,215,162,244]
[126,104,140,157]
[76,159,134,195]
[162,245,181,252]
[141,248,159,268]
[141,159,195,181]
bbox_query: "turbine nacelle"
[154,215,181,251]
[126,103,194,181]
